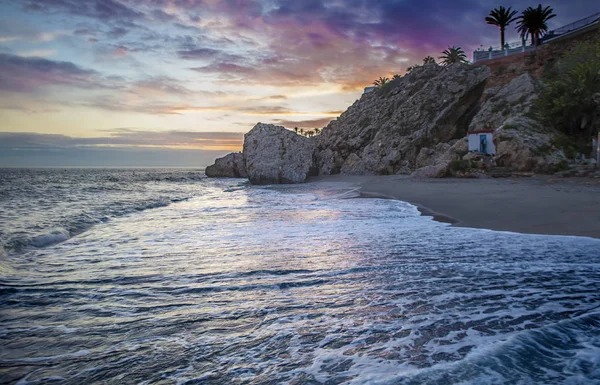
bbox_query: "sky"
[0,0,598,167]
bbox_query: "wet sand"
[312,175,600,239]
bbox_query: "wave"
[394,312,600,385]
[2,196,190,255]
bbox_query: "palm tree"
[294,127,298,134]
[516,4,556,46]
[485,6,519,48]
[439,46,468,65]
[314,128,320,135]
[393,74,402,80]
[299,128,304,136]
[373,77,390,87]
[423,56,436,64]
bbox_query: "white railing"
[473,44,535,63]
[473,11,600,63]
[549,12,600,37]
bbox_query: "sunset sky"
[0,0,597,166]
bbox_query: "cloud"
[24,0,143,21]
[177,47,224,60]
[16,49,57,58]
[0,30,68,43]
[0,129,245,150]
[0,53,115,92]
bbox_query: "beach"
[313,175,600,239]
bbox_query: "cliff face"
[206,63,569,183]
[315,64,491,175]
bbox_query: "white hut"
[468,129,496,155]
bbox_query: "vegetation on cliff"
[535,39,600,141]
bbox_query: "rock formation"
[243,123,316,184]
[207,63,572,183]
[315,63,491,176]
[469,74,566,173]
[205,152,247,178]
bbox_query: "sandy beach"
[313,175,600,239]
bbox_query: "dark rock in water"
[314,63,491,176]
[243,123,316,184]
[205,152,247,178]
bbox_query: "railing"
[473,44,535,63]
[473,11,600,63]
[548,11,600,37]
[487,40,531,52]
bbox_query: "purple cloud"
[0,53,112,92]
[25,0,143,20]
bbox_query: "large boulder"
[205,152,247,178]
[411,139,468,178]
[494,117,567,172]
[315,63,491,175]
[340,153,368,175]
[243,123,316,184]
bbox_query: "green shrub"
[553,160,569,172]
[533,144,552,155]
[449,160,474,173]
[534,40,600,139]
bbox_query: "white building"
[468,130,496,155]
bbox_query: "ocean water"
[1,168,599,385]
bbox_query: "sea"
[1,168,599,385]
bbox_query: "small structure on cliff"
[468,130,496,155]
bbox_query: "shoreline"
[310,174,600,239]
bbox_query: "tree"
[423,56,436,64]
[393,74,402,80]
[373,76,390,87]
[305,130,314,138]
[299,128,304,136]
[294,127,298,133]
[314,128,320,135]
[535,40,600,139]
[439,46,468,65]
[485,6,519,48]
[516,4,556,46]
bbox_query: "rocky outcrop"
[315,63,491,176]
[243,123,316,184]
[205,152,247,178]
[340,153,368,175]
[468,75,566,173]
[494,117,566,173]
[469,73,538,132]
[207,62,570,182]
[411,139,469,178]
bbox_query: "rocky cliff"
[315,64,490,175]
[207,63,569,183]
